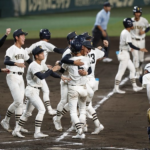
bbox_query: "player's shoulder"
[140,16,148,22]
[6,45,16,52]
[29,61,37,68]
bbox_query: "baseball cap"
[82,41,95,50]
[67,31,77,41]
[13,29,28,39]
[103,2,111,7]
[32,46,45,56]
[81,32,93,40]
[144,63,150,73]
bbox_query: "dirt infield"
[0,37,150,150]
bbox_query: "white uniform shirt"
[6,45,29,73]
[131,17,150,39]
[62,48,71,58]
[142,73,150,88]
[88,48,104,77]
[62,56,91,86]
[26,61,49,87]
[119,29,132,51]
[61,48,71,77]
[25,41,55,63]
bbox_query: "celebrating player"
[25,29,66,115]
[114,18,148,94]
[1,29,32,133]
[13,46,70,138]
[131,6,150,78]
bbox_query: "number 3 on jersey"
[89,54,95,64]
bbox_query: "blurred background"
[0,0,150,39]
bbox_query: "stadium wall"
[0,0,150,18]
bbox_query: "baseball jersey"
[88,48,104,77]
[62,56,91,86]
[62,48,71,58]
[5,45,29,73]
[142,74,150,88]
[131,17,150,39]
[26,61,49,88]
[25,41,56,63]
[61,48,71,77]
[119,29,132,51]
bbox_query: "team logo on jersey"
[15,54,25,60]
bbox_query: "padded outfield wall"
[0,0,150,18]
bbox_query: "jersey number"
[89,54,95,64]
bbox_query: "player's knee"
[38,108,46,115]
[13,101,23,108]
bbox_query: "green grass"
[0,6,150,39]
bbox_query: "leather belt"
[28,85,41,90]
[13,72,23,75]
[132,38,144,41]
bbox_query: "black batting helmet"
[133,6,142,16]
[123,18,134,28]
[39,29,51,40]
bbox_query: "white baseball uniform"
[15,61,49,134]
[131,17,150,74]
[4,44,29,125]
[84,48,105,128]
[25,41,56,112]
[56,48,70,119]
[62,55,90,134]
[142,73,150,104]
[114,29,138,90]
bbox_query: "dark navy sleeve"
[35,70,53,80]
[61,54,74,64]
[145,27,150,33]
[128,43,140,51]
[0,35,7,47]
[4,56,15,66]
[26,58,32,64]
[53,48,66,54]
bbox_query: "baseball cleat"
[86,111,93,119]
[53,116,62,131]
[114,88,126,94]
[72,133,85,139]
[34,132,49,139]
[91,124,104,134]
[102,58,113,62]
[20,127,28,133]
[48,109,56,115]
[68,124,76,131]
[133,86,143,92]
[12,130,25,138]
[1,119,12,133]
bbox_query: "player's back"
[64,56,90,86]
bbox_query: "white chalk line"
[99,147,140,150]
[55,77,129,142]
[0,139,41,144]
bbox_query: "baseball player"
[0,28,11,47]
[114,18,148,94]
[25,29,66,115]
[1,29,32,133]
[60,36,92,139]
[53,33,84,131]
[58,39,107,134]
[12,46,70,138]
[141,63,150,140]
[131,6,150,78]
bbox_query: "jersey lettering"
[15,54,25,60]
